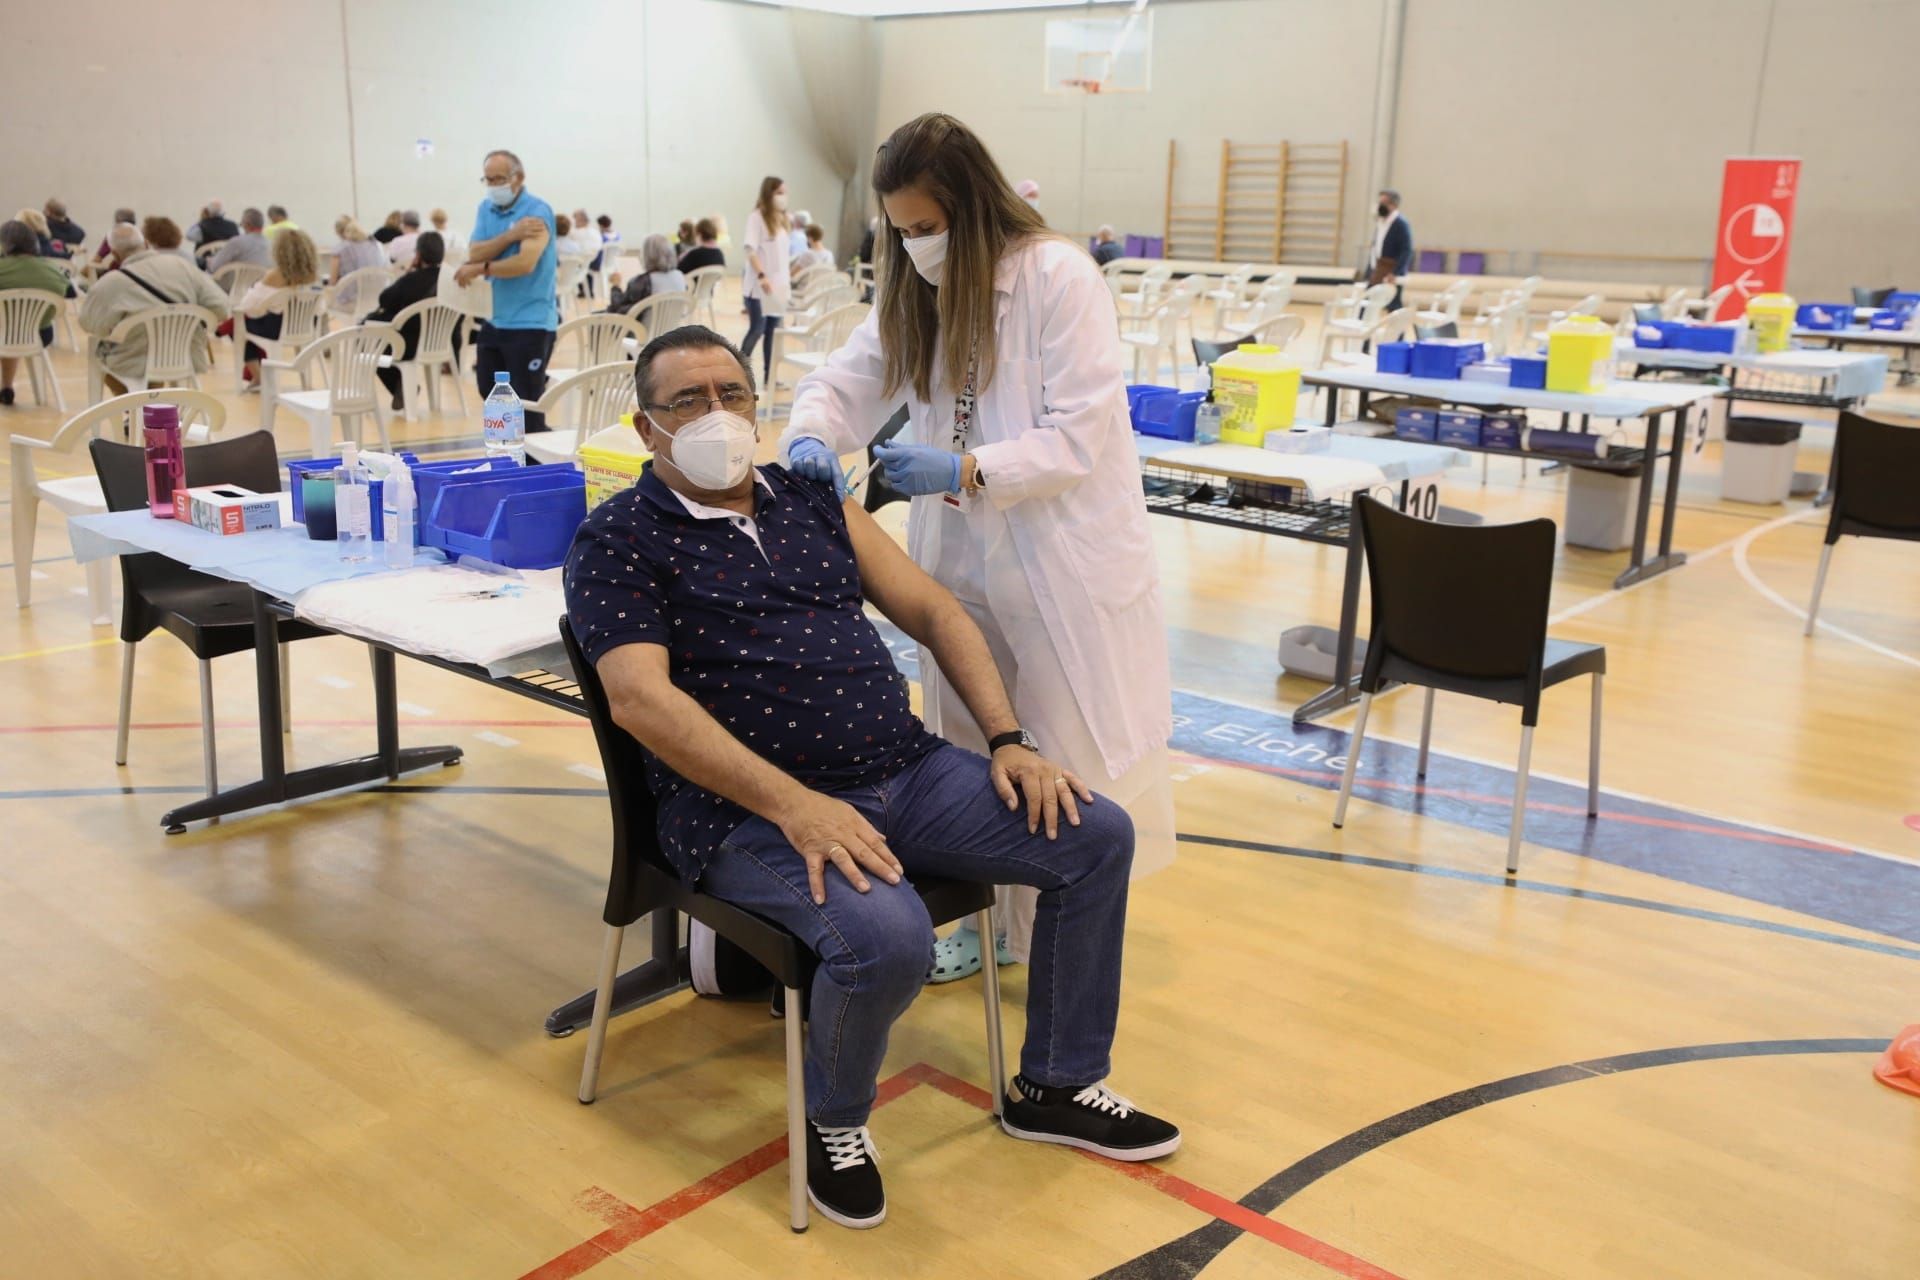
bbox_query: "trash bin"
[1721,416,1802,505]
[1564,464,1637,551]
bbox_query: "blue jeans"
[739,296,781,380]
[699,744,1134,1127]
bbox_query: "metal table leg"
[1292,502,1368,725]
[546,907,690,1037]
[1612,410,1687,588]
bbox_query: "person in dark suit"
[366,231,458,409]
[1368,188,1413,311]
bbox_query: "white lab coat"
[781,236,1175,956]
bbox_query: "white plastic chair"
[549,312,646,386]
[327,265,393,318]
[11,388,226,624]
[1415,279,1473,330]
[1217,271,1295,338]
[1203,265,1256,313]
[235,286,329,393]
[685,265,725,329]
[0,288,69,412]
[525,362,640,465]
[1118,264,1173,318]
[624,291,693,341]
[1316,283,1397,367]
[211,262,266,307]
[1120,291,1198,387]
[790,264,839,313]
[383,300,470,421]
[261,323,398,458]
[1658,287,1690,320]
[48,258,84,349]
[85,304,219,404]
[554,255,589,317]
[194,242,221,267]
[767,303,869,419]
[1685,284,1734,322]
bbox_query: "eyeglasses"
[644,389,757,425]
[480,175,513,187]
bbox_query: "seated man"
[78,223,231,395]
[564,326,1179,1231]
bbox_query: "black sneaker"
[805,1122,885,1229]
[1000,1075,1181,1161]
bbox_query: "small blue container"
[1795,303,1851,331]
[1667,324,1739,353]
[1507,356,1548,389]
[1126,385,1180,431]
[288,451,421,541]
[1410,339,1485,380]
[1375,342,1413,375]
[1868,309,1907,331]
[1481,412,1525,450]
[1437,410,1483,447]
[419,466,587,569]
[1134,390,1206,441]
[1395,408,1438,442]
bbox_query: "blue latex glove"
[873,442,962,496]
[783,436,846,498]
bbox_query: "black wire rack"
[1140,464,1351,544]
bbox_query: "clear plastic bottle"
[334,441,372,563]
[483,371,526,466]
[382,457,415,570]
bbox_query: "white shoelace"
[1072,1081,1135,1119]
[817,1124,876,1172]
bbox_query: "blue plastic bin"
[1410,340,1486,380]
[1481,412,1524,450]
[1395,408,1438,442]
[1437,411,1483,447]
[1507,356,1547,389]
[1868,309,1908,331]
[1884,291,1920,316]
[419,466,587,569]
[1376,342,1413,375]
[1796,303,1851,331]
[1667,324,1739,353]
[1133,390,1206,441]
[288,451,420,541]
[1126,384,1179,426]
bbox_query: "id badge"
[941,489,973,512]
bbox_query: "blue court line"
[0,554,74,571]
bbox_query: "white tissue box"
[1264,425,1332,454]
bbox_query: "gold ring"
[1053,777,1069,788]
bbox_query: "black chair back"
[90,431,284,644]
[1414,321,1459,340]
[1193,335,1245,368]
[862,404,912,514]
[559,619,670,926]
[1852,286,1896,308]
[1355,494,1559,720]
[1828,412,1920,543]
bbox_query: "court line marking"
[0,636,117,663]
[1099,1037,1888,1279]
[1728,511,1920,670]
[518,1062,1402,1280]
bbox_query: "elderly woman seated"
[604,233,686,315]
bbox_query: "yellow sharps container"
[1746,292,1796,353]
[1209,344,1300,446]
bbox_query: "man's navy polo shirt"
[564,463,940,880]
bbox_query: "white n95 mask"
[901,230,949,286]
[650,409,758,490]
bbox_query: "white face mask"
[486,182,518,208]
[649,408,758,490]
[772,192,789,212]
[901,229,949,286]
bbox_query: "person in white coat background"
[780,112,1175,984]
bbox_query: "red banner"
[1709,157,1800,320]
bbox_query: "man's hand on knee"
[990,747,1095,840]
[777,791,902,904]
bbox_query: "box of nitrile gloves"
[1481,412,1525,450]
[173,485,283,536]
[1437,410,1483,447]
[1394,408,1438,442]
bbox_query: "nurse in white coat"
[779,112,1175,982]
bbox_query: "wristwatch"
[988,729,1038,754]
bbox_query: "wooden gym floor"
[2,290,1918,1278]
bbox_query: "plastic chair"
[327,265,393,318]
[1414,279,1473,330]
[48,257,84,349]
[88,431,328,796]
[557,618,1004,1232]
[623,291,693,341]
[211,262,267,308]
[84,304,220,404]
[0,288,69,412]
[791,281,857,329]
[1120,291,1198,388]
[1192,314,1304,370]
[526,362,639,464]
[1203,265,1256,311]
[11,388,226,624]
[684,265,725,330]
[1805,412,1920,637]
[234,286,329,393]
[383,299,470,421]
[1331,496,1606,874]
[767,303,869,419]
[260,323,398,458]
[1684,283,1733,323]
[548,312,646,386]
[789,263,837,311]
[1658,287,1690,320]
[1216,272,1295,338]
[554,254,589,317]
[1118,263,1173,318]
[1315,283,1398,370]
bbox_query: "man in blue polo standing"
[455,148,559,430]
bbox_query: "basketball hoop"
[1061,78,1106,95]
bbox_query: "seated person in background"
[674,218,696,257]
[331,215,388,286]
[264,204,299,241]
[95,208,136,263]
[142,216,197,262]
[366,231,456,411]
[791,222,834,277]
[371,210,403,245]
[567,208,602,294]
[43,199,85,258]
[78,223,230,395]
[187,200,239,248]
[15,208,55,256]
[429,207,465,264]
[1091,224,1123,267]
[604,233,685,314]
[385,210,422,266]
[564,326,1180,1232]
[208,207,272,273]
[0,219,76,405]
[676,217,725,273]
[233,227,320,388]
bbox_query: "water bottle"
[383,458,416,569]
[334,441,372,563]
[483,371,526,466]
[142,404,185,517]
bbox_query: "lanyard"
[948,343,978,454]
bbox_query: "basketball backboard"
[1044,10,1152,94]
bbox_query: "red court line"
[517,1061,1401,1280]
[0,718,586,734]
[1174,749,1852,856]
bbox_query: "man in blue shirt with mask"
[455,148,559,430]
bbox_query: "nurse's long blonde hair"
[872,113,1054,403]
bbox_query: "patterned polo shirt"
[564,463,940,880]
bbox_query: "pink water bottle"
[142,404,185,518]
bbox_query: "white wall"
[1,0,843,257]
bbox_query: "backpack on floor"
[688,919,776,998]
